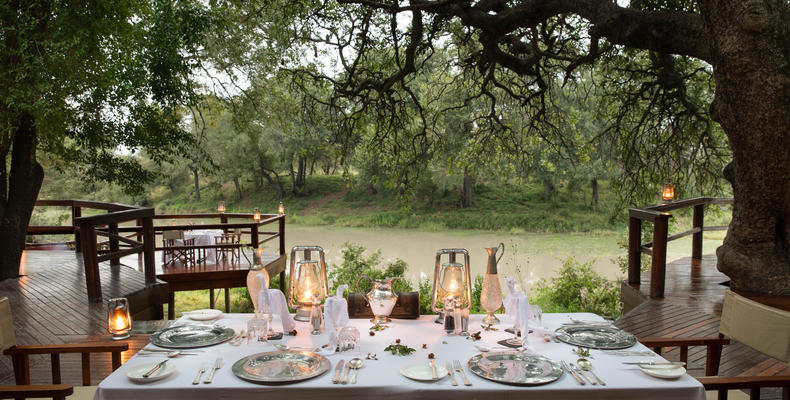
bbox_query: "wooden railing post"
[135,218,142,242]
[628,215,642,285]
[650,213,671,298]
[78,221,101,302]
[141,216,156,285]
[72,206,82,249]
[251,224,259,248]
[108,222,120,266]
[279,215,286,292]
[692,204,704,260]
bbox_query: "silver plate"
[467,353,563,386]
[149,324,235,348]
[232,351,331,384]
[555,325,637,350]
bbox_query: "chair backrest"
[0,297,17,351]
[163,230,184,240]
[719,290,790,363]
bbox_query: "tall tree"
[0,0,212,279]
[289,0,788,294]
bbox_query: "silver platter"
[467,352,563,386]
[149,324,235,348]
[555,324,637,350]
[232,350,331,384]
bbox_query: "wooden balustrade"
[27,200,287,302]
[627,197,733,298]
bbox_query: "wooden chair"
[163,230,195,267]
[214,229,241,264]
[0,297,128,400]
[639,291,790,400]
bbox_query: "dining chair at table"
[639,290,790,400]
[214,229,241,265]
[0,297,128,400]
[163,230,195,267]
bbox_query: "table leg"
[168,292,175,320]
[224,288,230,313]
[209,289,215,309]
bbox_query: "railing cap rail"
[630,197,733,221]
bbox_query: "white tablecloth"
[95,313,705,400]
[163,229,224,264]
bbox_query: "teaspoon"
[577,358,606,386]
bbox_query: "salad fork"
[452,360,472,386]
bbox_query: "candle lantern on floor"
[278,201,285,216]
[431,249,472,324]
[253,207,261,222]
[480,243,505,325]
[217,201,226,214]
[107,297,131,340]
[288,246,329,321]
[661,182,675,202]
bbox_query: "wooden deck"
[617,254,790,399]
[2,250,788,397]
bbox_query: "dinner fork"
[204,357,223,384]
[452,360,471,386]
[446,362,458,386]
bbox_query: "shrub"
[327,242,414,295]
[532,257,622,319]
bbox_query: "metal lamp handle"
[356,275,372,306]
[496,242,505,263]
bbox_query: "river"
[283,225,726,291]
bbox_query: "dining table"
[162,229,224,264]
[94,312,706,400]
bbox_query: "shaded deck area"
[617,255,790,399]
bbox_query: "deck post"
[251,224,259,248]
[141,216,156,285]
[108,222,120,266]
[279,215,286,292]
[692,204,704,260]
[72,206,82,249]
[78,221,102,301]
[628,215,642,285]
[650,213,671,298]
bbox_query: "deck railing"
[627,197,732,298]
[27,200,286,302]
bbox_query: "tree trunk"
[707,1,790,294]
[233,176,242,201]
[462,166,473,208]
[543,178,557,199]
[190,166,201,201]
[591,177,599,208]
[0,112,45,280]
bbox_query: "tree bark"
[462,166,473,208]
[706,0,790,294]
[0,112,45,280]
[189,166,201,201]
[233,176,242,201]
[591,177,599,208]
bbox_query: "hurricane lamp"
[661,183,675,202]
[431,249,472,323]
[217,201,226,214]
[253,207,261,222]
[288,246,329,321]
[107,297,131,340]
[278,201,285,216]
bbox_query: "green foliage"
[532,257,622,319]
[327,242,414,295]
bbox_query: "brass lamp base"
[294,306,312,321]
[482,311,500,325]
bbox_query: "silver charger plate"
[149,324,235,348]
[555,324,637,350]
[232,350,331,384]
[467,353,563,386]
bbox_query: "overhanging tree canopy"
[282,0,788,294]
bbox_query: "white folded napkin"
[517,294,530,344]
[503,276,523,320]
[323,285,349,343]
[253,273,296,332]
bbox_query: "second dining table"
[95,312,705,400]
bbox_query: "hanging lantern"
[661,183,675,202]
[431,249,472,323]
[278,201,285,216]
[253,207,261,222]
[107,298,131,340]
[217,201,226,214]
[288,246,329,321]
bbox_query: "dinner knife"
[623,362,686,366]
[192,365,206,385]
[143,360,168,378]
[429,359,438,380]
[203,358,223,384]
[332,359,345,384]
[561,361,585,385]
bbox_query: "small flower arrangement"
[384,339,415,356]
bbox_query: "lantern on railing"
[288,246,329,321]
[107,297,131,340]
[253,207,261,222]
[278,201,285,216]
[217,201,226,214]
[431,249,472,324]
[661,183,675,202]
